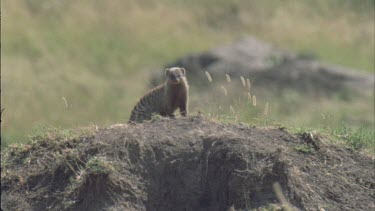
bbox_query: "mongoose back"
[128,67,189,123]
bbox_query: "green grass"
[294,145,314,154]
[333,124,375,152]
[289,125,374,154]
[2,0,374,146]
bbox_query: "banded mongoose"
[128,67,189,123]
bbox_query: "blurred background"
[1,0,374,147]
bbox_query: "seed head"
[225,74,231,83]
[252,95,257,106]
[205,71,212,82]
[240,76,246,87]
[221,85,228,96]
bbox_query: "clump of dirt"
[2,116,374,210]
[151,37,374,96]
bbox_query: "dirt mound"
[2,116,374,210]
[152,37,374,96]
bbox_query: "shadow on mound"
[2,116,374,210]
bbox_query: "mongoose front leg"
[180,100,188,117]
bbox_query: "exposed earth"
[2,116,374,210]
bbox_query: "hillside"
[148,37,374,145]
[2,0,374,144]
[154,37,374,95]
[2,116,374,210]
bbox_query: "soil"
[1,116,374,210]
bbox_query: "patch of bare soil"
[2,116,374,210]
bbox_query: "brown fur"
[129,67,189,123]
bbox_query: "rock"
[151,37,373,96]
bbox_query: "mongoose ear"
[165,68,170,76]
[181,68,186,76]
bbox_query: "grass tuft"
[294,145,314,154]
[333,124,375,152]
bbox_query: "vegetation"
[332,124,375,152]
[294,145,314,154]
[2,0,374,150]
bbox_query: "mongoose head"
[165,67,186,85]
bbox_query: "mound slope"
[2,116,374,210]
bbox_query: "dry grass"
[2,0,374,145]
[205,71,213,82]
[190,68,374,153]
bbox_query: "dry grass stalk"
[230,105,235,114]
[221,85,228,96]
[62,97,68,108]
[226,74,231,83]
[252,95,257,106]
[205,71,212,82]
[240,76,246,87]
[273,182,292,211]
[264,102,270,115]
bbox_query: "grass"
[293,125,375,154]
[2,0,374,146]
[332,124,375,152]
[294,145,314,154]
[1,124,97,149]
[1,124,97,185]
[193,68,374,153]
